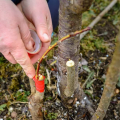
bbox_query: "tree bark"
[91,31,120,120]
[64,60,75,97]
[28,91,44,120]
[28,78,44,120]
[57,0,93,107]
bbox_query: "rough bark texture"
[68,0,93,14]
[29,78,36,94]
[57,0,93,107]
[28,91,44,120]
[91,31,120,120]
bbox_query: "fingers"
[20,0,53,64]
[28,1,53,64]
[30,0,53,43]
[0,0,35,78]
[0,35,36,78]
[31,3,53,63]
[33,13,52,43]
[10,38,35,78]
[4,53,17,64]
[17,3,36,31]
[17,2,36,52]
[19,17,35,52]
[31,42,50,64]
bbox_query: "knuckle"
[22,31,31,42]
[16,56,28,66]
[39,23,48,30]
[5,41,13,48]
[2,39,13,49]
[23,65,33,73]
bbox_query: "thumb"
[32,14,52,43]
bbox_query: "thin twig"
[10,101,28,105]
[82,71,95,89]
[80,0,117,40]
[46,69,51,86]
[36,27,91,77]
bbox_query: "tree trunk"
[57,0,93,107]
[28,91,44,120]
[28,79,44,120]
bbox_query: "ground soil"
[0,1,120,120]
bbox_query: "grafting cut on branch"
[64,60,75,97]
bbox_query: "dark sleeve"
[11,0,22,5]
[48,0,59,30]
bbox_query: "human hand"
[0,0,35,78]
[21,0,53,64]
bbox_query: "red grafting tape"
[28,53,34,58]
[33,76,45,93]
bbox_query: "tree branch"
[64,60,75,97]
[91,30,120,120]
[80,0,117,40]
[29,78,36,94]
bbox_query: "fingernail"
[43,33,50,42]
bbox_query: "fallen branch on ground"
[80,0,117,40]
